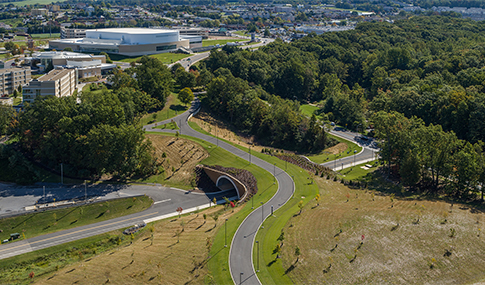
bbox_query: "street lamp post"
[249,145,252,164]
[256,240,260,272]
[273,163,276,183]
[60,163,63,184]
[354,150,357,166]
[84,180,87,202]
[240,272,244,285]
[225,219,228,247]
[43,186,45,201]
[261,202,264,228]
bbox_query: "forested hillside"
[205,16,485,143]
[202,16,485,197]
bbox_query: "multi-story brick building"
[23,68,77,104]
[0,68,31,97]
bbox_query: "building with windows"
[0,68,31,97]
[61,27,87,39]
[22,68,77,103]
[49,28,202,56]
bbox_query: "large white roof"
[86,28,177,35]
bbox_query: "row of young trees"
[373,111,485,200]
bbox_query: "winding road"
[0,41,379,284]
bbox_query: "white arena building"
[49,28,202,56]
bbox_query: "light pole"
[256,240,260,272]
[273,163,276,183]
[43,186,45,201]
[251,195,254,209]
[249,145,252,164]
[60,163,63,184]
[84,180,87,202]
[225,218,228,247]
[285,159,287,171]
[354,150,357,166]
[240,272,243,285]
[261,202,264,227]
[216,123,218,147]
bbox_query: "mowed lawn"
[112,52,190,64]
[202,39,247,47]
[138,93,188,127]
[271,176,485,284]
[0,196,152,242]
[306,134,363,164]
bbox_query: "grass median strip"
[0,196,152,242]
[306,134,362,164]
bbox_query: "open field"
[30,33,60,39]
[33,206,238,285]
[299,104,321,119]
[260,175,485,284]
[202,39,247,47]
[2,0,58,5]
[337,160,383,181]
[153,121,179,130]
[111,52,190,64]
[306,134,363,164]
[0,196,152,242]
[138,93,188,127]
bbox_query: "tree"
[264,28,271,38]
[63,47,73,52]
[175,67,196,88]
[176,207,183,218]
[315,194,320,206]
[135,56,173,108]
[178,87,194,106]
[100,52,113,63]
[295,246,301,263]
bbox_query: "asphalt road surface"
[145,98,378,285]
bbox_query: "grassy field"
[202,39,247,47]
[271,176,485,284]
[306,134,363,164]
[337,160,383,181]
[138,93,188,127]
[111,52,190,64]
[299,104,320,118]
[0,196,152,242]
[234,31,249,37]
[4,0,60,5]
[153,121,179,130]
[30,33,60,39]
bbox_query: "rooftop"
[38,68,73,81]
[86,28,178,35]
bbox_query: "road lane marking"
[154,199,171,204]
[0,212,157,254]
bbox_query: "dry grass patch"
[147,134,209,186]
[279,177,485,284]
[191,112,265,152]
[34,206,239,285]
[324,142,348,155]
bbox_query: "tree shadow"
[11,214,35,229]
[267,259,277,267]
[284,264,295,275]
[95,211,106,219]
[56,206,79,222]
[170,104,187,112]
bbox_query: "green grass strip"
[0,196,152,242]
[306,134,363,164]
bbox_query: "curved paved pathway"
[146,98,377,284]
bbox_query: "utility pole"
[60,163,63,184]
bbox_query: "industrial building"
[0,68,31,97]
[23,68,77,104]
[49,28,203,56]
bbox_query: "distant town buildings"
[23,68,77,103]
[0,68,31,97]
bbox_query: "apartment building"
[0,68,31,96]
[23,68,77,103]
[61,27,87,39]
